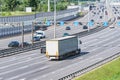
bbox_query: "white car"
[34,30,45,38]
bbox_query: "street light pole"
[21,22,24,48]
[88,1,90,32]
[54,0,56,38]
[48,0,50,12]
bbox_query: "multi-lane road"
[0,3,119,80]
[0,23,120,80]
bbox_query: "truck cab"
[34,30,45,39]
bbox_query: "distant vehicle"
[34,30,45,39]
[109,26,115,29]
[34,25,48,31]
[79,22,83,25]
[46,36,81,60]
[83,25,88,29]
[100,16,102,19]
[105,11,108,15]
[19,42,30,47]
[8,41,19,47]
[63,33,70,37]
[33,36,40,41]
[91,19,94,22]
[65,26,71,30]
[117,16,120,20]
[40,46,46,54]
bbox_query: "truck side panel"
[59,37,78,56]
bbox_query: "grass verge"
[75,57,120,80]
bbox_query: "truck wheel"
[76,49,81,54]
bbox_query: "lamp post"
[54,0,56,38]
[48,0,50,12]
[88,1,90,32]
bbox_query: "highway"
[0,5,107,49]
[0,24,120,80]
[0,2,119,80]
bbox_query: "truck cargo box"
[46,36,81,60]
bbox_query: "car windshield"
[36,32,43,35]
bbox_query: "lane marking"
[7,65,49,80]
[0,59,48,76]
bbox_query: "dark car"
[65,26,71,30]
[40,46,46,53]
[63,33,70,37]
[19,42,30,47]
[8,41,19,47]
[33,36,40,41]
[83,25,88,29]
[117,16,120,20]
[91,19,94,22]
[100,16,102,19]
[79,22,83,25]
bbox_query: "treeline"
[0,0,99,12]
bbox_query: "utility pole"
[31,22,34,45]
[54,0,56,38]
[21,22,24,48]
[48,0,50,12]
[88,1,90,32]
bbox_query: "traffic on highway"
[0,0,120,80]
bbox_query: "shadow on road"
[65,51,89,60]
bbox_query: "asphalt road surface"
[0,24,120,80]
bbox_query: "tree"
[5,0,19,11]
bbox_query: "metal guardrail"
[58,52,120,80]
[0,41,45,58]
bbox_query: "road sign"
[60,21,64,26]
[103,22,108,27]
[73,21,79,26]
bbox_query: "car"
[40,46,46,53]
[8,41,19,47]
[91,19,94,22]
[83,25,88,29]
[117,16,120,20]
[94,12,96,14]
[33,36,40,41]
[109,26,115,29]
[63,33,70,37]
[34,30,45,39]
[34,25,48,31]
[100,16,102,19]
[19,42,30,47]
[79,22,83,25]
[65,26,71,30]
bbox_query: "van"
[34,30,45,39]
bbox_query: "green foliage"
[0,0,99,13]
[75,57,120,80]
[1,12,11,16]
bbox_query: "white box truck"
[46,36,81,60]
